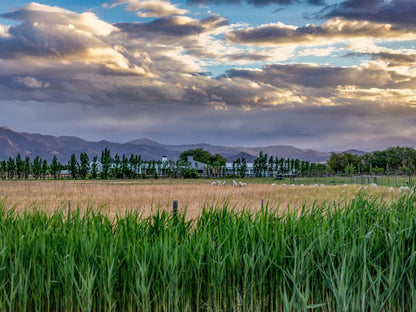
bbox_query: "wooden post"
[172,200,178,219]
[261,199,264,210]
[68,200,71,220]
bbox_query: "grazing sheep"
[399,186,410,193]
[359,186,367,191]
[389,187,395,192]
[290,184,295,187]
[211,181,217,186]
[280,184,287,187]
[300,184,304,187]
[343,184,348,187]
[239,181,247,187]
[271,183,276,187]
[320,184,326,187]
[222,181,226,186]
[370,183,378,189]
[233,180,238,187]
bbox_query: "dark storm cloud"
[323,0,416,28]
[187,0,325,7]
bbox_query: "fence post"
[261,199,264,210]
[172,200,178,219]
[68,200,71,220]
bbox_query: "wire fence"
[290,175,414,187]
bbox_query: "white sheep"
[300,184,304,187]
[233,180,238,187]
[370,183,378,189]
[222,181,226,186]
[290,184,295,187]
[271,183,276,187]
[399,186,410,193]
[320,184,326,187]
[343,184,348,187]
[280,184,287,187]
[389,187,395,192]
[239,181,247,187]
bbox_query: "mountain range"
[0,126,335,163]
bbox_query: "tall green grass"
[0,193,416,311]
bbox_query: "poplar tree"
[79,152,90,179]
[24,156,30,179]
[41,159,48,179]
[91,156,98,179]
[100,148,111,180]
[15,153,23,179]
[0,161,6,179]
[33,156,41,179]
[69,154,78,180]
[7,157,15,179]
[50,155,60,179]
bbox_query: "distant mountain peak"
[0,127,333,163]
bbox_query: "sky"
[0,0,416,151]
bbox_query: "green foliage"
[91,156,98,179]
[79,152,90,179]
[50,155,60,179]
[32,156,41,179]
[7,156,15,179]
[1,194,416,310]
[100,148,111,180]
[181,167,199,179]
[179,148,225,166]
[68,154,78,180]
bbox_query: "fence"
[291,175,414,187]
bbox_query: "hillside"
[1,126,334,162]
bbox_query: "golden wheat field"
[0,179,399,219]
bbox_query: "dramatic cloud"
[1,1,416,150]
[227,17,416,45]
[108,0,188,17]
[324,0,416,28]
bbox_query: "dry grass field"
[0,179,398,219]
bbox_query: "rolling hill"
[1,126,337,163]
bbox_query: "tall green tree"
[41,159,48,179]
[68,154,78,180]
[15,153,23,179]
[100,148,111,180]
[79,152,90,179]
[24,156,30,179]
[91,156,98,179]
[7,157,15,179]
[50,155,60,179]
[0,160,6,179]
[33,156,41,179]
[121,154,130,179]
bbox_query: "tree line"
[327,146,416,175]
[2,146,415,180]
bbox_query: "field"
[0,179,415,311]
[0,179,398,219]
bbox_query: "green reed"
[0,192,415,311]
